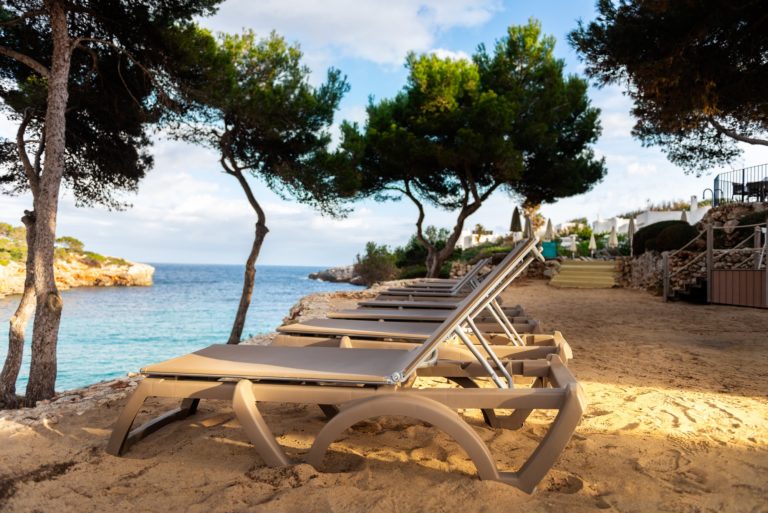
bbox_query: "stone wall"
[615,202,768,295]
[617,248,763,295]
[449,254,560,280]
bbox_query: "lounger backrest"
[448,257,490,292]
[397,238,539,379]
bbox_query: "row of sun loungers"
[106,238,585,494]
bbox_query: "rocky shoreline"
[307,264,365,285]
[0,258,154,298]
[0,280,406,422]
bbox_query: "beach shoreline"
[1,278,766,512]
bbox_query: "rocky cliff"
[0,257,154,297]
[307,265,365,285]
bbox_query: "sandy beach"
[1,279,766,513]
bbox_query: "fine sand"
[1,280,766,512]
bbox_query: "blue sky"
[1,0,767,266]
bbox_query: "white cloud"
[626,162,658,177]
[205,0,500,67]
[430,48,471,61]
[600,112,634,139]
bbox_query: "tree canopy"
[0,0,222,404]
[0,0,220,208]
[167,27,352,343]
[569,0,768,173]
[344,20,605,276]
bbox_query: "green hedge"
[633,221,688,255]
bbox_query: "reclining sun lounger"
[386,258,490,293]
[107,238,585,493]
[356,299,525,315]
[327,307,529,323]
[278,240,541,346]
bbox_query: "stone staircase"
[549,260,617,289]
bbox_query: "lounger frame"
[107,353,584,494]
[107,239,585,493]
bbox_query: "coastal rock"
[0,375,143,426]
[307,264,364,285]
[0,258,154,297]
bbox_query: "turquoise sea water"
[0,264,359,393]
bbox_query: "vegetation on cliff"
[0,223,126,268]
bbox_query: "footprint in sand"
[660,409,681,428]
[544,471,584,494]
[635,448,688,473]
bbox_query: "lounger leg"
[500,377,543,429]
[232,380,291,467]
[318,404,340,419]
[446,377,500,428]
[106,380,153,456]
[500,382,586,493]
[106,380,200,457]
[306,394,500,482]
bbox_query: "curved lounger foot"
[233,380,291,467]
[306,394,501,481]
[106,379,199,457]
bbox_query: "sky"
[1,0,767,266]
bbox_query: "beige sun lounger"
[327,307,529,323]
[387,258,490,293]
[278,318,541,339]
[279,240,542,346]
[271,330,573,430]
[356,299,525,317]
[107,239,584,493]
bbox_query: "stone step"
[559,268,614,274]
[559,260,615,266]
[550,278,616,286]
[552,275,616,285]
[548,279,615,289]
[556,270,615,278]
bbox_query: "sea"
[0,264,360,393]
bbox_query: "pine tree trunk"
[425,250,441,278]
[24,1,72,405]
[0,212,36,408]
[227,222,268,344]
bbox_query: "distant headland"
[0,223,153,297]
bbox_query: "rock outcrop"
[0,258,154,298]
[308,265,365,285]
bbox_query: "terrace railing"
[662,220,768,308]
[711,163,768,206]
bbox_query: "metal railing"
[713,163,768,206]
[662,221,768,307]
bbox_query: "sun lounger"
[107,239,584,493]
[278,240,541,346]
[327,307,529,323]
[388,258,490,293]
[271,331,573,429]
[278,317,541,339]
[356,298,525,314]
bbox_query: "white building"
[455,231,500,250]
[591,196,711,234]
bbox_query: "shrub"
[651,223,699,252]
[55,236,85,252]
[398,265,427,279]
[632,221,689,255]
[737,210,768,228]
[354,242,398,286]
